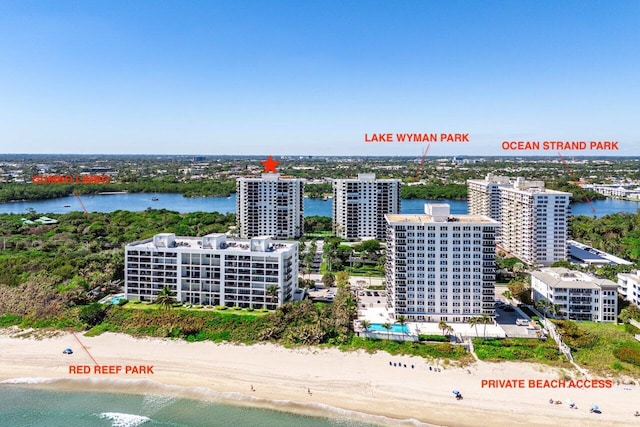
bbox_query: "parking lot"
[494,300,539,337]
[358,290,387,310]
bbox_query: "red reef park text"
[32,174,111,185]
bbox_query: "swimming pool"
[100,293,127,305]
[367,323,410,333]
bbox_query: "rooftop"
[386,213,497,224]
[532,267,618,289]
[127,233,296,254]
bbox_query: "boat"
[151,197,159,201]
[63,204,71,208]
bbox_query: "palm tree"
[468,316,480,337]
[513,262,525,276]
[550,304,561,319]
[480,313,491,338]
[155,286,176,310]
[266,285,279,309]
[381,322,392,341]
[438,320,449,336]
[395,315,407,337]
[360,319,371,335]
[535,299,549,317]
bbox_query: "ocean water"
[0,380,391,427]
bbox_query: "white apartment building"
[333,173,401,240]
[618,270,640,307]
[236,173,304,239]
[467,173,511,221]
[531,267,618,322]
[385,204,498,323]
[499,178,570,266]
[125,233,298,309]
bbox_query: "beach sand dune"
[0,329,638,426]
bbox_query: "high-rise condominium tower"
[236,173,304,239]
[499,178,570,266]
[333,173,401,240]
[385,204,498,323]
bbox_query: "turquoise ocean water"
[0,383,386,427]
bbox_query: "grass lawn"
[123,302,269,316]
[339,337,474,365]
[556,321,640,377]
[473,337,570,368]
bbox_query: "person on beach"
[250,385,255,392]
[307,388,312,396]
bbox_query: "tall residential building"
[236,173,304,239]
[467,173,511,222]
[125,233,298,309]
[531,268,618,322]
[333,173,401,240]
[618,270,640,307]
[499,178,570,266]
[385,204,498,323]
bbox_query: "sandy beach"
[0,327,638,427]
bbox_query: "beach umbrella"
[590,404,599,412]
[452,390,460,395]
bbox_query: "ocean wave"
[142,393,176,412]
[0,377,59,385]
[1,377,437,427]
[98,412,151,427]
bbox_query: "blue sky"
[0,0,638,156]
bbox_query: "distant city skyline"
[0,1,638,156]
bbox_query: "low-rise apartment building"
[125,233,298,309]
[618,270,640,307]
[531,267,618,322]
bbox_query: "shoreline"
[0,329,638,426]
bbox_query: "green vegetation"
[155,286,177,310]
[401,183,467,200]
[304,215,332,234]
[322,238,385,276]
[546,180,606,203]
[305,183,332,199]
[553,321,640,376]
[79,303,109,327]
[418,334,449,342]
[570,211,640,264]
[89,285,356,346]
[0,210,235,326]
[0,179,237,203]
[473,338,568,366]
[339,337,472,364]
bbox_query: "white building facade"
[333,173,401,240]
[236,173,304,239]
[125,233,298,309]
[467,173,511,222]
[499,178,570,266]
[531,268,618,322]
[618,270,640,307]
[385,204,498,323]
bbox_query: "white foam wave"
[142,393,176,412]
[1,376,437,426]
[0,377,59,385]
[98,412,151,427]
